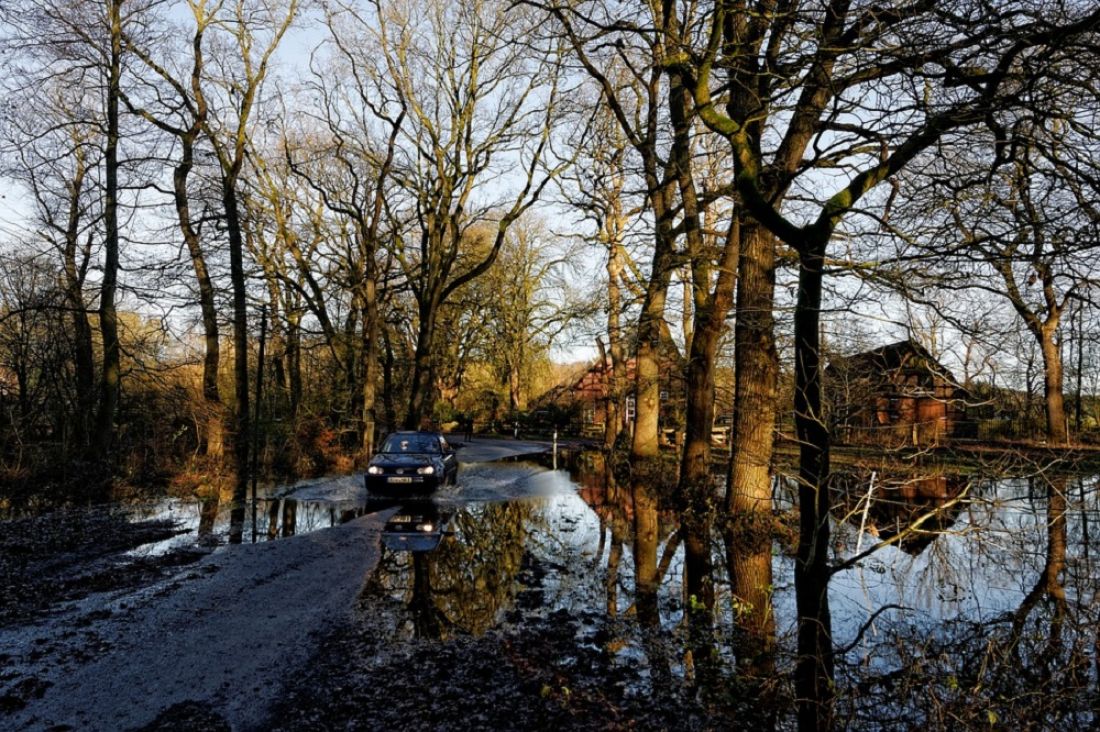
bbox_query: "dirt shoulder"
[1,511,390,731]
[0,507,198,630]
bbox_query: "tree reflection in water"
[827,470,1100,729]
[360,500,534,641]
[631,475,673,688]
[345,454,1099,727]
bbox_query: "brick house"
[826,339,974,446]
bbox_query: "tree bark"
[725,222,778,515]
[382,328,398,433]
[173,136,224,457]
[680,213,738,491]
[224,176,251,544]
[92,0,123,477]
[360,271,380,458]
[604,237,625,449]
[61,141,95,453]
[724,524,776,677]
[792,242,834,731]
[631,180,677,459]
[1040,328,1068,445]
[404,295,440,429]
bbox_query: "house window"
[660,390,669,400]
[583,407,595,424]
[626,396,636,419]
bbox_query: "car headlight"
[417,465,435,475]
[367,466,383,475]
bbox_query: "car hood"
[372,453,437,467]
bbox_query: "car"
[381,500,450,553]
[365,430,458,496]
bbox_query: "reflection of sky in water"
[122,461,568,556]
[825,474,1100,658]
[121,472,377,555]
[525,468,1100,676]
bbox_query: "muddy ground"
[0,508,202,630]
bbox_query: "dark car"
[365,431,458,496]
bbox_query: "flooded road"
[3,442,1099,729]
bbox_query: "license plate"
[388,477,413,483]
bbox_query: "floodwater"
[61,451,1100,726]
[354,455,1100,727]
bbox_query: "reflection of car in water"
[366,431,458,497]
[381,500,450,553]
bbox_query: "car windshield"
[379,433,441,454]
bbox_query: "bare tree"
[192,0,299,542]
[677,2,1100,726]
[533,0,698,460]
[283,8,408,456]
[326,0,564,430]
[884,107,1100,445]
[119,0,228,458]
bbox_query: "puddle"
[9,444,1099,726]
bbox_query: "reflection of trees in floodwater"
[834,471,1100,728]
[576,456,782,714]
[580,460,1095,722]
[360,501,535,641]
[198,496,219,538]
[828,472,1095,620]
[632,477,673,687]
[831,472,970,556]
[346,454,1100,725]
[430,501,534,635]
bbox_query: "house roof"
[827,338,962,388]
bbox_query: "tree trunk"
[631,185,676,459]
[404,298,439,429]
[224,175,251,544]
[173,138,225,457]
[1040,327,1068,445]
[382,329,398,433]
[286,310,303,419]
[62,144,94,453]
[604,241,625,450]
[725,523,776,671]
[92,0,123,478]
[792,243,834,732]
[679,216,738,491]
[360,272,380,459]
[726,222,778,516]
[724,522,777,728]
[508,353,525,413]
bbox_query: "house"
[534,349,685,439]
[826,339,974,447]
